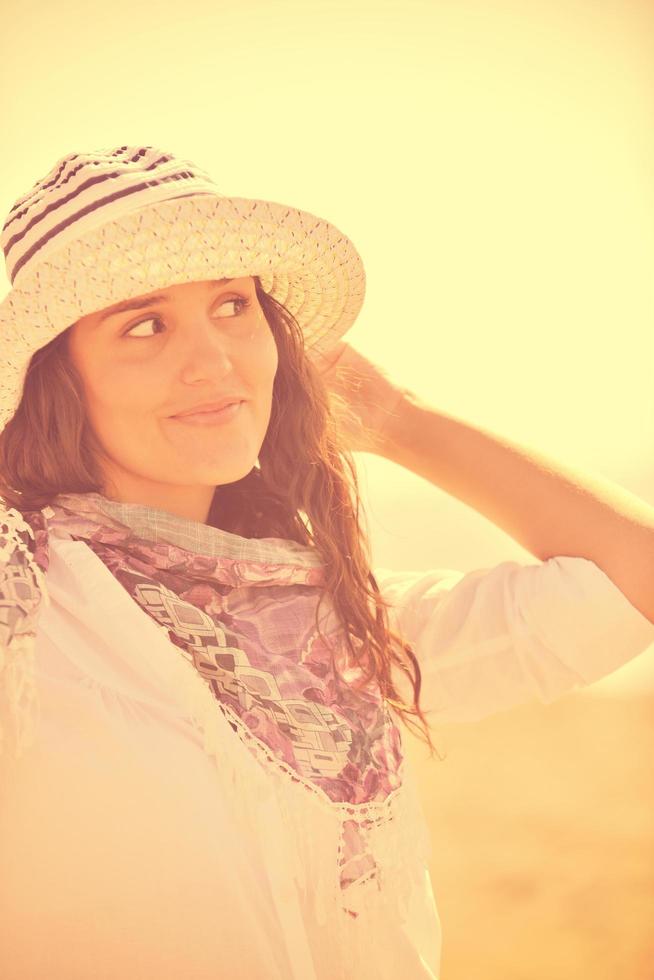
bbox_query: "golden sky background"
[2,0,653,692]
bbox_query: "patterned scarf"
[23,491,414,897]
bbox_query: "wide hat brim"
[0,193,366,433]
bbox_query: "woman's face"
[67,276,278,522]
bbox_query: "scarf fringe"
[0,505,51,765]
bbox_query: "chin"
[209,459,260,486]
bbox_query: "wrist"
[376,387,425,461]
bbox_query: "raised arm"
[374,555,654,724]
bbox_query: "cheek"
[82,360,161,438]
[95,363,153,408]
[259,323,279,380]
[263,332,279,383]
[248,320,279,390]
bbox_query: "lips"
[169,401,244,426]
[172,398,244,418]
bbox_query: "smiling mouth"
[169,401,244,425]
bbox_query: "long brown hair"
[0,277,445,759]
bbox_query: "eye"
[122,295,252,338]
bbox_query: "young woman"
[0,145,652,980]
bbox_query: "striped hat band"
[0,144,366,433]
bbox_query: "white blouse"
[1,510,652,980]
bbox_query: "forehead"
[85,276,255,326]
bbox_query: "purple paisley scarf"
[24,491,410,898]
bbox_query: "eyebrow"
[97,278,237,322]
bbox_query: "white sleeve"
[373,555,654,723]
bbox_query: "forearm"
[379,390,654,625]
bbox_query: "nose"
[177,317,237,370]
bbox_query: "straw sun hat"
[0,144,367,434]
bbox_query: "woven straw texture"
[0,192,366,434]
